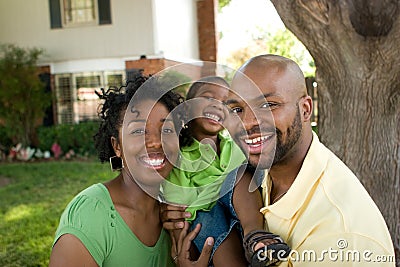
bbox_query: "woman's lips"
[139,153,166,170]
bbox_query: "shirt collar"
[181,130,231,152]
[261,131,330,219]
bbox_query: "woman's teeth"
[143,158,164,167]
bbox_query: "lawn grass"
[0,160,113,267]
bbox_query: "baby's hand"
[160,203,192,230]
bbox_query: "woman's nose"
[145,131,162,148]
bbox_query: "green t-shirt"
[164,130,246,221]
[53,183,174,267]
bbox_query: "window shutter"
[98,0,112,25]
[49,0,62,29]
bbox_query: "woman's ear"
[301,96,313,122]
[111,136,122,157]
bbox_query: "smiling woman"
[48,75,189,266]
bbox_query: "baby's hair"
[94,75,184,163]
[186,76,229,100]
[180,76,229,147]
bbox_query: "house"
[0,0,218,125]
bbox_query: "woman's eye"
[131,129,145,135]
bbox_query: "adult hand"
[160,203,191,230]
[170,222,214,267]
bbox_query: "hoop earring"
[109,156,124,171]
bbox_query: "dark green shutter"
[98,0,111,25]
[49,0,62,29]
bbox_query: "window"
[54,71,124,124]
[63,0,96,26]
[55,75,74,124]
[76,74,101,121]
[49,0,111,29]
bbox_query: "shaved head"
[239,54,308,98]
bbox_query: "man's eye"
[261,102,277,108]
[229,107,242,114]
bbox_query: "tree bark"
[269,0,400,263]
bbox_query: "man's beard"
[273,107,302,165]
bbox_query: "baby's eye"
[200,96,216,101]
[162,128,175,134]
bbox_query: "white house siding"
[152,0,199,61]
[0,0,200,124]
[0,0,199,72]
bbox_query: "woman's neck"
[117,170,160,211]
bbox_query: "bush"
[0,44,51,147]
[37,121,100,157]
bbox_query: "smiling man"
[225,54,395,266]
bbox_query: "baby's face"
[187,84,230,135]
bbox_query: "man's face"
[226,64,303,169]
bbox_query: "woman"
[49,75,213,267]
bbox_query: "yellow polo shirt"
[261,132,395,266]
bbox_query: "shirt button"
[111,214,116,219]
[111,222,115,227]
[110,206,115,210]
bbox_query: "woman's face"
[120,99,179,188]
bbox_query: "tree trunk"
[270,0,400,263]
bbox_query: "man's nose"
[242,108,259,131]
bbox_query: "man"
[224,54,395,266]
[163,54,395,266]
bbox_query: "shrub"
[37,121,99,157]
[0,44,51,146]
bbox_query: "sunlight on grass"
[0,161,112,267]
[4,204,33,221]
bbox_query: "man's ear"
[301,96,313,122]
[111,136,121,157]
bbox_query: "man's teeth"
[244,136,268,145]
[204,113,221,122]
[144,158,164,166]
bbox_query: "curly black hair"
[94,75,184,163]
[179,76,230,147]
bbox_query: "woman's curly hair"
[94,75,184,163]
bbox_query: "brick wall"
[197,0,218,63]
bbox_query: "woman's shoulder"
[63,183,112,218]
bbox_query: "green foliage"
[266,29,315,76]
[227,28,315,76]
[218,0,232,12]
[0,44,51,147]
[37,121,100,156]
[159,70,192,97]
[0,161,112,266]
